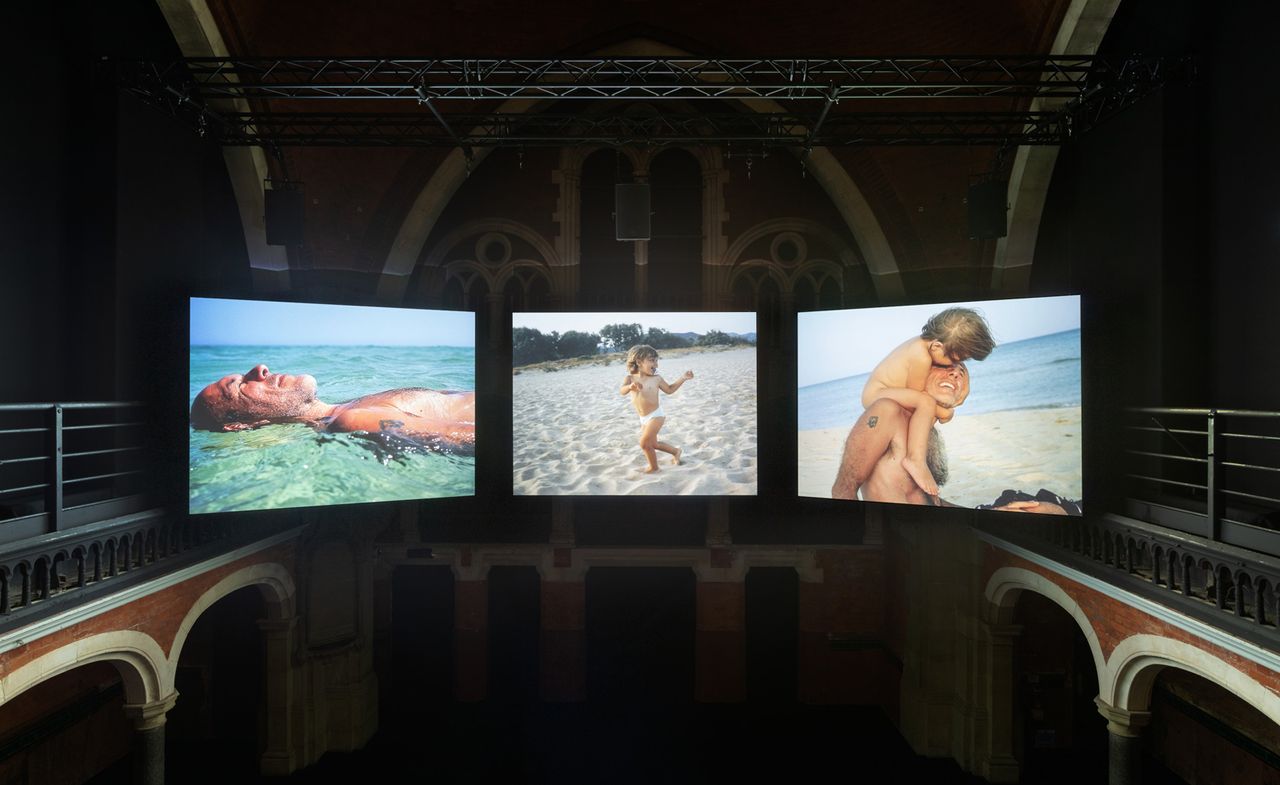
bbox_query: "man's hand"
[681,370,694,381]
[990,500,1068,515]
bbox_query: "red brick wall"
[0,539,298,681]
[981,544,1280,699]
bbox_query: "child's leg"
[901,405,939,496]
[655,442,682,464]
[638,417,665,472]
[864,387,940,496]
[652,421,682,464]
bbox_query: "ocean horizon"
[798,328,1081,431]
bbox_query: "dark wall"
[4,2,248,409]
[1037,0,1278,411]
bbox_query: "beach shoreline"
[798,406,1082,508]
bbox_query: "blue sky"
[191,298,474,347]
[513,311,756,336]
[797,295,1080,388]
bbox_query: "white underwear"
[638,405,666,425]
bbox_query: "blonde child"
[620,344,694,473]
[861,307,995,497]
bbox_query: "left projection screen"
[189,298,475,514]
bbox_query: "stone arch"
[168,562,296,668]
[984,566,1107,684]
[0,630,169,707]
[377,38,902,301]
[155,0,290,289]
[1104,634,1280,727]
[992,0,1123,292]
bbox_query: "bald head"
[190,364,320,432]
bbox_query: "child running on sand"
[620,344,694,473]
[861,307,996,497]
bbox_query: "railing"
[0,403,153,546]
[1123,408,1280,556]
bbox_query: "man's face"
[924,362,969,409]
[192,364,318,430]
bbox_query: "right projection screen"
[797,295,1082,514]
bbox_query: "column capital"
[123,692,178,731]
[982,621,1024,642]
[1095,697,1152,737]
[257,615,298,634]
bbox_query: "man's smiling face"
[925,361,969,409]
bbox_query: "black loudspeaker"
[265,188,305,246]
[614,183,651,241]
[967,181,1008,240]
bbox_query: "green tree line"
[513,324,753,366]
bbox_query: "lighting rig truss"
[118,56,1186,148]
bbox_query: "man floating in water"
[190,363,475,453]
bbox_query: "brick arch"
[167,562,296,668]
[1103,634,1280,727]
[0,630,169,707]
[984,566,1107,685]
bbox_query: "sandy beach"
[513,347,757,495]
[798,406,1082,508]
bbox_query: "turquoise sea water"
[189,345,475,514]
[798,329,1081,431]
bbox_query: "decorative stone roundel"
[769,232,807,265]
[475,232,512,266]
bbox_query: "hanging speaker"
[614,183,651,241]
[967,181,1008,240]
[265,188,305,246]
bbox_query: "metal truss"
[116,55,1184,148]
[190,111,1069,147]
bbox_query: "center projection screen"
[512,312,757,495]
[797,295,1082,515]
[189,298,475,514]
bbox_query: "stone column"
[540,559,586,701]
[551,499,575,547]
[485,292,505,350]
[633,239,649,308]
[257,616,298,775]
[454,575,488,702]
[706,500,731,547]
[862,505,885,545]
[123,692,177,785]
[979,622,1023,783]
[1096,698,1151,785]
[695,557,746,702]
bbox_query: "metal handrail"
[1126,407,1280,548]
[0,402,151,538]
